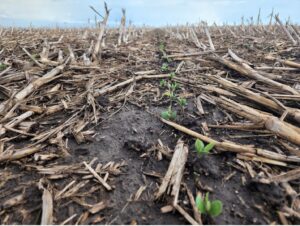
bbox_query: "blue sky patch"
[0,0,299,27]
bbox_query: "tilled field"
[1,21,300,225]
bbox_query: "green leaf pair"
[0,63,7,71]
[177,97,187,107]
[161,63,169,72]
[162,90,175,99]
[160,79,167,87]
[196,193,223,217]
[169,72,176,79]
[161,108,177,120]
[166,57,172,63]
[195,139,215,156]
[159,43,165,52]
[170,82,179,91]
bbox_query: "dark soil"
[1,104,285,225]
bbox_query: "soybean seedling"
[163,82,178,100]
[177,97,187,113]
[170,82,179,92]
[166,57,172,63]
[163,90,175,100]
[0,63,7,71]
[196,192,223,217]
[195,139,215,156]
[159,42,165,52]
[160,73,181,121]
[161,63,169,72]
[161,84,177,121]
[159,42,172,63]
[32,54,39,60]
[161,106,177,120]
[177,97,187,108]
[169,72,176,79]
[160,79,167,87]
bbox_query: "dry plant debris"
[0,7,300,224]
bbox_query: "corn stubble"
[0,6,300,224]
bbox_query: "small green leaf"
[178,97,187,107]
[195,195,206,214]
[169,72,176,79]
[32,54,38,60]
[161,111,170,120]
[161,63,169,72]
[167,57,172,63]
[195,195,201,207]
[163,91,172,97]
[171,82,179,91]
[206,199,211,212]
[170,110,177,120]
[209,200,223,217]
[0,63,7,71]
[205,193,211,212]
[196,192,223,218]
[195,139,205,154]
[204,142,215,153]
[160,79,166,87]
[163,90,175,99]
[159,43,165,52]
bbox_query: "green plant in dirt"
[159,42,172,63]
[161,106,177,120]
[170,82,179,91]
[160,79,167,87]
[0,63,7,71]
[195,139,215,156]
[161,63,169,72]
[32,54,39,60]
[160,73,180,120]
[169,72,176,79]
[196,192,223,217]
[163,82,179,101]
[177,97,187,108]
[159,42,165,52]
[165,55,172,63]
[163,90,176,101]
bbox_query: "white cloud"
[212,0,246,5]
[0,0,224,26]
[0,0,81,22]
[0,0,299,27]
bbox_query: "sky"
[0,0,299,27]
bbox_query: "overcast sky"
[0,0,299,27]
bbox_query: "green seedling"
[196,192,223,217]
[177,97,187,107]
[161,107,177,120]
[163,90,175,100]
[169,72,176,79]
[166,56,172,63]
[0,63,7,71]
[32,54,39,60]
[160,79,167,87]
[159,43,165,52]
[170,82,179,91]
[195,139,215,156]
[159,42,172,62]
[161,63,169,72]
